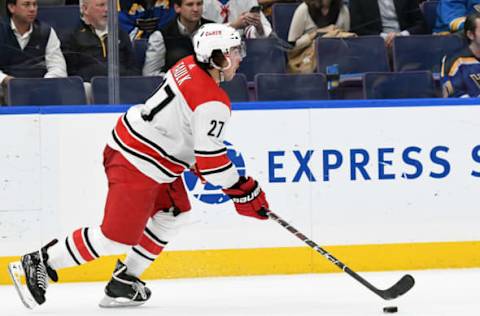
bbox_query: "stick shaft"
[267,211,346,270]
[267,211,397,298]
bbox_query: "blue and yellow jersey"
[118,0,175,40]
[441,46,480,97]
[434,0,480,33]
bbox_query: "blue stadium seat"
[393,34,466,73]
[7,77,86,106]
[237,38,286,82]
[363,71,436,99]
[37,5,80,41]
[420,1,439,34]
[271,3,300,43]
[316,36,389,75]
[133,39,148,70]
[220,73,249,102]
[91,76,163,105]
[255,73,328,101]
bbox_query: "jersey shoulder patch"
[170,55,231,112]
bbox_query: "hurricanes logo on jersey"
[184,141,246,204]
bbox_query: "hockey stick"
[266,210,415,300]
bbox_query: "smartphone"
[326,64,340,89]
[249,5,261,13]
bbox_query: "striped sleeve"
[192,101,239,188]
[449,16,466,32]
[438,0,468,32]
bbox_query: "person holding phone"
[288,0,351,48]
[202,0,272,38]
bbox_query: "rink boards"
[1,98,480,284]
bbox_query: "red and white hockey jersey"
[107,55,240,188]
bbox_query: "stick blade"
[380,274,415,300]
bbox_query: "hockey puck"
[383,306,398,313]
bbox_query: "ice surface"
[1,269,479,315]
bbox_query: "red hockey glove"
[222,176,269,220]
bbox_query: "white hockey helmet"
[193,23,244,64]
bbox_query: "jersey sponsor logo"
[184,141,245,204]
[267,144,480,183]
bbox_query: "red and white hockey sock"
[124,210,190,277]
[124,226,168,277]
[47,227,129,271]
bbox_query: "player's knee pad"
[148,208,191,242]
[88,226,131,256]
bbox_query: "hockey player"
[8,23,270,309]
[441,11,480,98]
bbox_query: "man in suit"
[349,0,427,47]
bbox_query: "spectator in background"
[202,0,272,38]
[434,0,480,34]
[286,0,353,74]
[0,0,67,104]
[62,0,140,83]
[119,0,176,40]
[441,11,480,97]
[143,0,212,76]
[349,0,427,48]
[288,0,351,48]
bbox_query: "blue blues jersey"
[441,46,480,97]
[434,0,480,33]
[119,0,175,40]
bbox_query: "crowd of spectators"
[0,0,479,105]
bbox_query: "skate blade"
[99,295,146,308]
[7,262,37,309]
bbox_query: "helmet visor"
[230,42,247,59]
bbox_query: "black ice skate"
[8,239,59,309]
[99,260,151,308]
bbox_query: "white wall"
[1,102,480,256]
